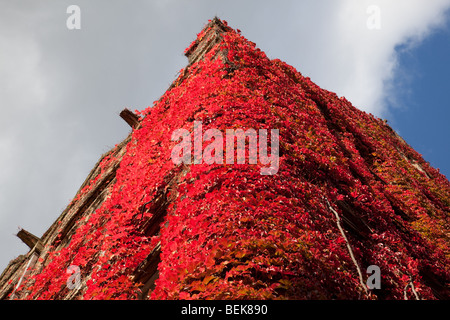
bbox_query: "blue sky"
[0,0,449,273]
[388,25,450,178]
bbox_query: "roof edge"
[184,17,232,65]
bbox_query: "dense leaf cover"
[16,19,449,300]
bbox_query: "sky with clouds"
[0,0,449,272]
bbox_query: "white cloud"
[297,0,450,115]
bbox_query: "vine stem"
[324,198,368,295]
[404,279,420,300]
[10,244,38,300]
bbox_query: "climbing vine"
[14,19,449,300]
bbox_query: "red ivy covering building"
[1,18,449,300]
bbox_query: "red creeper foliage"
[18,18,449,300]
